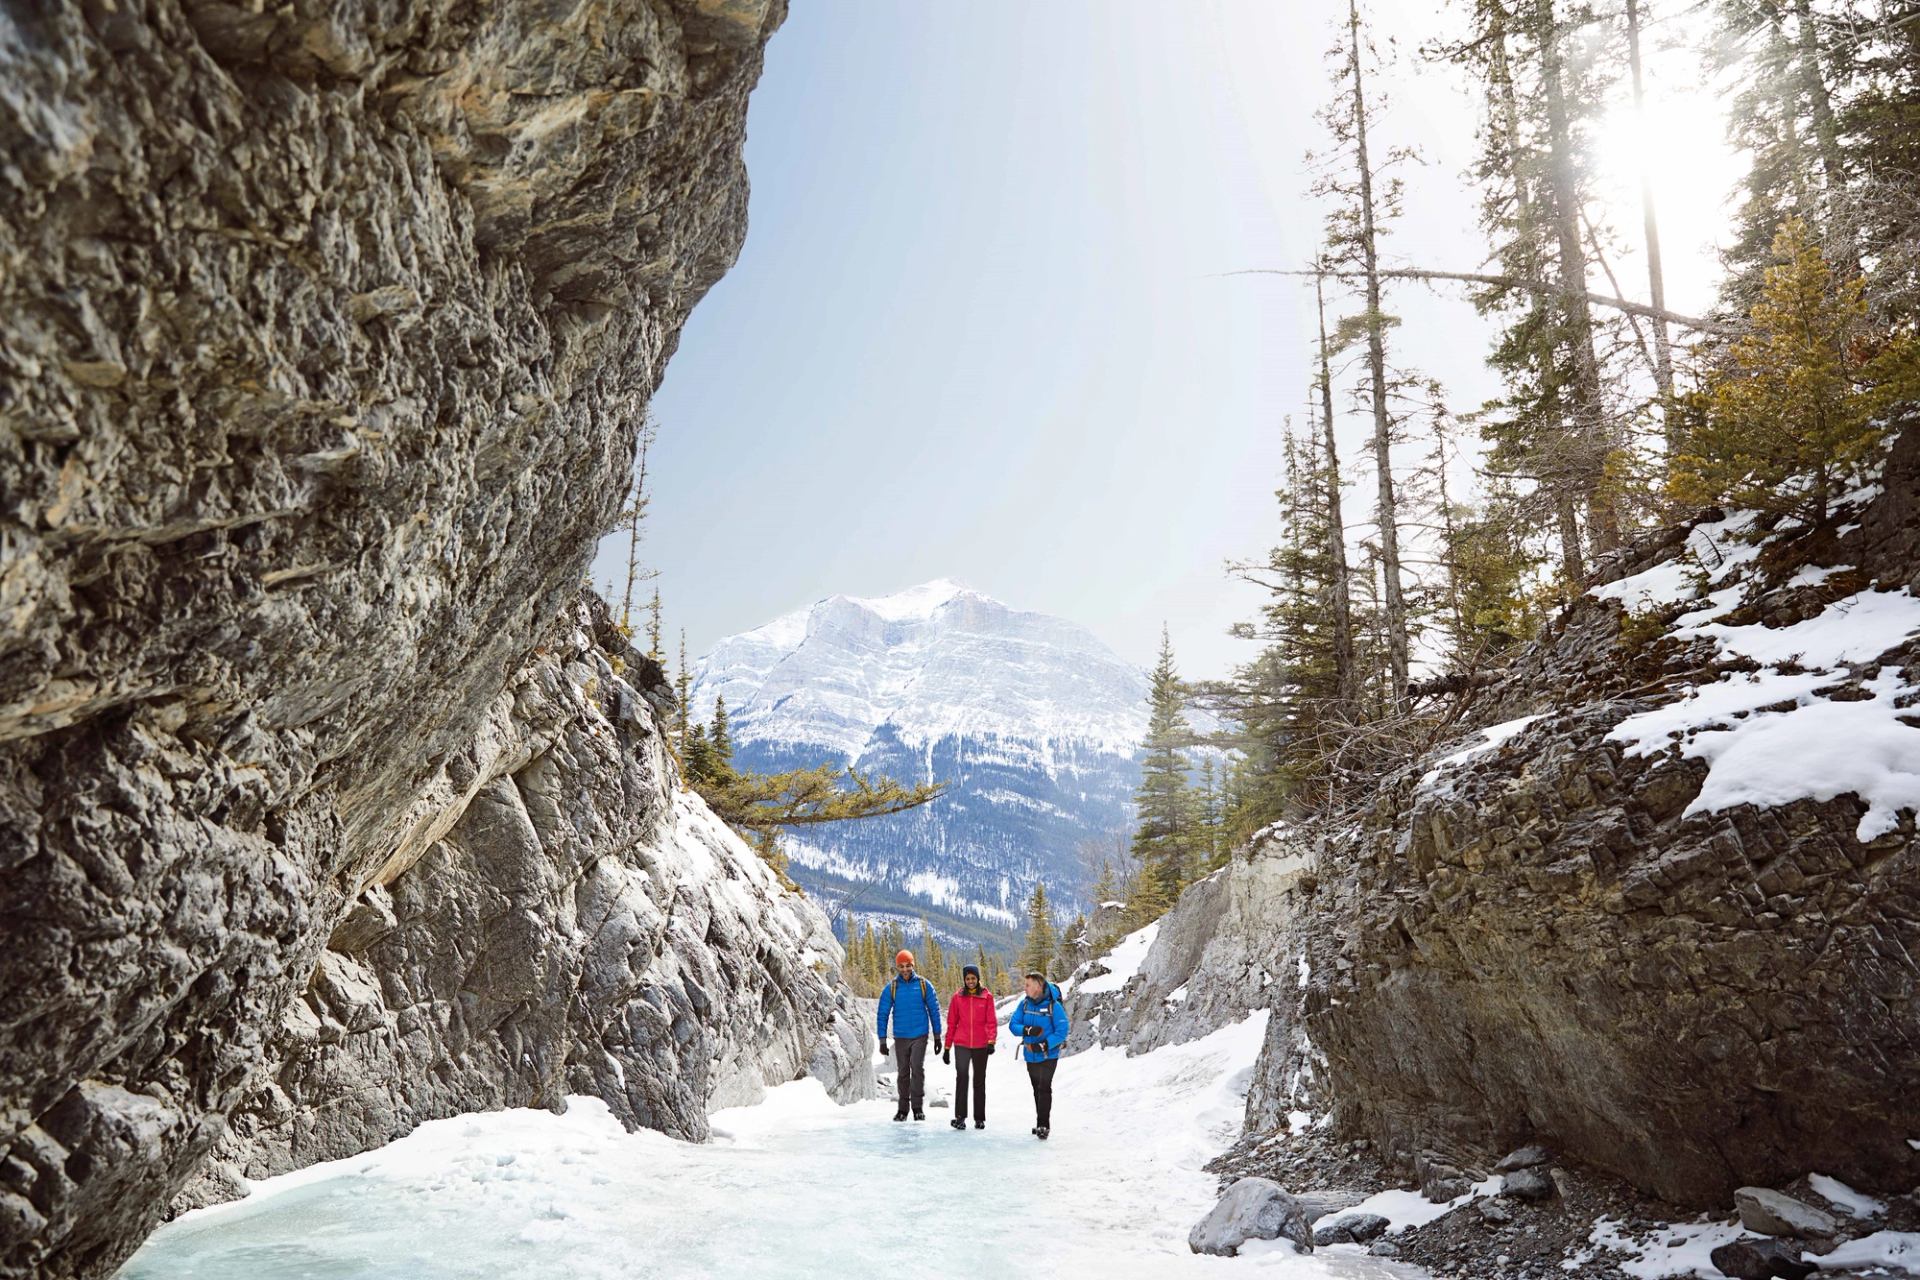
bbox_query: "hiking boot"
[1035,1126,1049,1140]
[912,1107,925,1121]
[974,1120,985,1130]
[950,1118,966,1130]
[893,1106,908,1122]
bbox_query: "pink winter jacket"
[945,989,999,1049]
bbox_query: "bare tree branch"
[1222,266,1736,335]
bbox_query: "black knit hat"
[962,964,980,980]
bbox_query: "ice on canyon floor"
[120,1012,1426,1279]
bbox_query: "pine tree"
[1317,0,1412,700]
[1021,883,1060,978]
[1090,860,1120,906]
[1223,420,1356,822]
[1437,0,1622,582]
[710,696,733,773]
[1313,267,1360,706]
[645,587,664,663]
[684,722,717,784]
[1197,757,1225,871]
[608,414,659,635]
[1129,627,1197,918]
[1672,218,1914,523]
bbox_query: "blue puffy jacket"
[1008,983,1069,1062]
[876,974,942,1041]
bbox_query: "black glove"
[942,1047,951,1066]
[934,1034,943,1053]
[879,1039,889,1057]
[986,1041,995,1055]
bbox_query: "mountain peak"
[836,577,979,622]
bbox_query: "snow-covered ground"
[119,1014,1426,1279]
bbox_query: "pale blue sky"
[591,0,1738,677]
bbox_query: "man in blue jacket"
[876,948,943,1121]
[1007,970,1069,1139]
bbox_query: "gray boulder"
[1496,1143,1553,1172]
[1189,1177,1315,1257]
[1500,1167,1558,1202]
[1734,1188,1839,1239]
[1709,1237,1816,1280]
[1313,1212,1391,1246]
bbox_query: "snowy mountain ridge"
[691,580,1152,943]
[694,579,1150,761]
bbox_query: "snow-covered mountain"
[690,580,1148,946]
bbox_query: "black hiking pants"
[953,1045,988,1122]
[894,1035,928,1109]
[1026,1057,1057,1128]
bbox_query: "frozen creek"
[121,1014,1426,1279]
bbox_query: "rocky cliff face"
[1074,428,1920,1218]
[1065,843,1318,1060]
[1277,425,1920,1208]
[0,2,791,1275]
[180,595,871,1210]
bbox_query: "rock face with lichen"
[0,2,798,1275]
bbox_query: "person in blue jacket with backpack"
[876,949,943,1121]
[1007,970,1069,1139]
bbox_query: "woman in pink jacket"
[942,965,997,1130]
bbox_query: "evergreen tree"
[1091,860,1120,905]
[1672,218,1914,522]
[645,587,664,663]
[1021,883,1060,978]
[1317,0,1413,699]
[1197,757,1225,872]
[1129,627,1198,918]
[710,696,733,773]
[614,416,659,633]
[684,722,718,784]
[1221,421,1357,824]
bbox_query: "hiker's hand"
[878,1039,889,1057]
[934,1034,943,1053]
[942,1047,951,1066]
[985,1041,995,1055]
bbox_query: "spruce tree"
[645,587,664,663]
[1021,883,1060,978]
[710,696,733,773]
[1316,0,1412,699]
[1673,219,1912,523]
[1129,627,1197,918]
[684,723,717,784]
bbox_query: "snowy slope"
[691,581,1151,942]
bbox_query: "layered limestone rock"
[1282,425,1920,1207]
[1066,840,1320,1057]
[180,597,871,1209]
[0,1,787,1274]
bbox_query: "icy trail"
[121,1015,1425,1279]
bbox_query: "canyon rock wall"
[1280,426,1920,1207]
[180,597,872,1210]
[0,1,790,1274]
